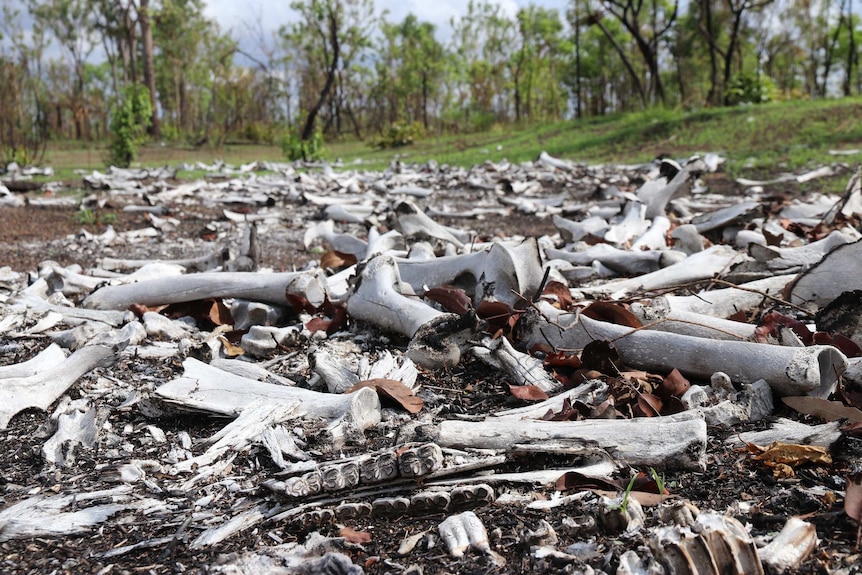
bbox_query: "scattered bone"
[0,344,118,429]
[436,410,707,469]
[438,511,505,565]
[520,301,847,398]
[154,358,381,433]
[759,517,818,572]
[42,399,105,467]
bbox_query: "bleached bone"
[42,400,104,466]
[552,214,609,243]
[691,200,762,233]
[174,399,301,472]
[100,252,224,272]
[323,203,374,223]
[50,321,113,349]
[670,224,706,254]
[472,337,562,393]
[303,219,369,258]
[726,417,842,448]
[82,269,327,310]
[748,229,856,270]
[759,517,818,572]
[230,300,289,331]
[630,297,757,340]
[650,512,763,575]
[41,265,105,296]
[492,379,609,420]
[346,254,480,369]
[364,227,404,259]
[631,215,671,250]
[545,244,666,276]
[436,410,707,470]
[519,301,847,398]
[11,291,130,327]
[604,200,648,245]
[537,150,574,172]
[190,503,270,549]
[0,343,66,379]
[397,238,542,307]
[240,325,304,357]
[0,486,161,542]
[637,157,703,219]
[788,238,862,308]
[662,275,794,317]
[154,358,381,432]
[0,344,118,429]
[438,511,505,566]
[143,311,189,340]
[209,358,296,386]
[576,245,744,299]
[347,254,450,337]
[392,200,465,248]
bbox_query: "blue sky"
[205,0,572,52]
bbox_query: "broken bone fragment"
[438,511,505,565]
[83,269,327,310]
[346,255,481,368]
[436,410,707,470]
[519,301,848,398]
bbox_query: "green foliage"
[725,73,773,106]
[618,472,639,515]
[108,84,153,167]
[370,122,426,149]
[244,122,278,145]
[71,208,117,226]
[282,128,325,161]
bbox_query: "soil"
[1,168,861,575]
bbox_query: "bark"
[138,0,160,138]
[301,6,340,144]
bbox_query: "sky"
[204,0,572,55]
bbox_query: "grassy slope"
[42,98,862,190]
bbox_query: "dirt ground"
[1,168,861,575]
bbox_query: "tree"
[138,0,159,137]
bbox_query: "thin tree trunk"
[590,15,647,107]
[300,8,339,144]
[139,0,160,138]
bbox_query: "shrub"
[282,128,325,162]
[108,84,152,167]
[370,122,426,149]
[725,73,773,106]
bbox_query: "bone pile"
[1,153,860,574]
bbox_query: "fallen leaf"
[542,397,586,421]
[555,471,622,492]
[782,396,862,423]
[320,249,357,270]
[509,384,550,401]
[636,392,662,417]
[846,471,862,524]
[755,311,813,345]
[542,281,574,310]
[657,368,690,399]
[744,441,832,468]
[217,335,245,358]
[423,285,472,315]
[305,317,331,334]
[340,526,372,544]
[162,298,233,329]
[285,292,317,314]
[580,340,621,376]
[476,300,515,335]
[581,301,642,328]
[813,332,862,358]
[346,378,423,414]
[543,352,582,370]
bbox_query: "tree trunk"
[591,16,647,107]
[139,0,160,138]
[300,7,340,145]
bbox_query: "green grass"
[35,98,862,194]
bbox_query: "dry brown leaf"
[745,441,832,468]
[508,384,550,401]
[542,281,574,310]
[658,368,690,399]
[320,250,357,270]
[346,378,423,414]
[581,301,642,328]
[217,335,245,357]
[340,526,372,544]
[423,285,472,315]
[636,392,662,417]
[782,396,862,423]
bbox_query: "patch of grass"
[34,98,862,195]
